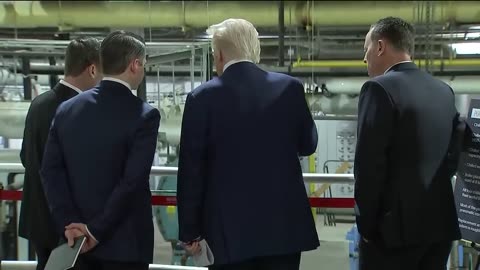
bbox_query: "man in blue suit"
[40,30,160,270]
[177,18,319,270]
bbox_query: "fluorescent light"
[450,42,480,54]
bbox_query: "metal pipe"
[293,59,480,68]
[21,57,31,101]
[313,115,357,121]
[190,46,195,92]
[0,261,206,270]
[0,163,355,184]
[278,0,285,67]
[2,1,480,28]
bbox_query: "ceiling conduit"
[0,1,478,28]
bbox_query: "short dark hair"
[370,17,415,55]
[100,30,146,75]
[64,38,101,76]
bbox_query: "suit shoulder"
[129,95,160,120]
[362,76,386,90]
[142,100,160,116]
[190,77,223,98]
[29,90,57,108]
[56,88,93,112]
[267,71,303,86]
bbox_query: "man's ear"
[377,39,385,56]
[218,49,225,63]
[89,65,96,78]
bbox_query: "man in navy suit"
[20,38,102,270]
[40,30,160,270]
[177,18,319,270]
[354,17,461,270]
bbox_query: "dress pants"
[208,253,301,270]
[31,242,53,270]
[74,254,148,270]
[359,239,452,270]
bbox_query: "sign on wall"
[454,99,480,244]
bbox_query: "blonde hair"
[206,18,261,63]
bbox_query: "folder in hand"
[45,236,86,270]
[192,239,215,267]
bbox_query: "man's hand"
[184,241,202,256]
[64,228,84,247]
[65,223,99,254]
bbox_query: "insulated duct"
[0,101,28,139]
[0,1,479,28]
[1,76,478,144]
[319,76,480,95]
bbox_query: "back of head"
[64,38,101,77]
[370,16,415,56]
[207,18,261,63]
[364,17,415,77]
[100,30,146,76]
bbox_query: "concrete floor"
[152,213,354,269]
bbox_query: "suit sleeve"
[87,109,160,242]
[354,81,394,240]
[20,105,34,167]
[177,92,208,242]
[40,110,82,234]
[294,82,318,156]
[446,109,467,178]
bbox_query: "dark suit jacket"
[40,80,160,263]
[177,62,320,265]
[19,83,78,248]
[354,62,462,248]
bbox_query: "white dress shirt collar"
[384,60,413,74]
[223,59,254,73]
[59,80,82,94]
[102,77,132,90]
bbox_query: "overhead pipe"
[0,1,479,28]
[293,59,480,68]
[278,0,285,67]
[317,76,480,95]
[305,1,479,26]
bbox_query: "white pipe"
[307,94,358,115]
[0,102,28,139]
[0,69,24,85]
[321,76,480,95]
[1,76,479,142]
[0,149,21,163]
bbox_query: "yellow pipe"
[293,59,480,68]
[3,1,297,28]
[306,1,480,26]
[1,1,479,29]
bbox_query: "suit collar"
[99,80,133,96]
[221,61,258,77]
[384,61,417,74]
[223,59,254,73]
[59,79,82,94]
[102,77,132,90]
[52,82,79,99]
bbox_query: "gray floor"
[152,214,354,269]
